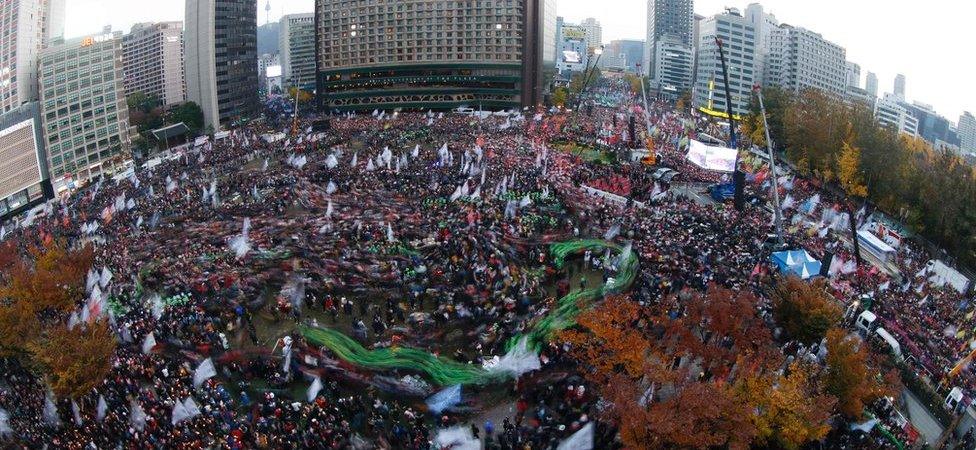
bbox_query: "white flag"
[307,377,323,402]
[130,401,147,431]
[142,332,157,354]
[193,358,216,388]
[96,395,108,422]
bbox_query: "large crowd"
[0,76,968,449]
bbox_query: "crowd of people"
[0,75,968,449]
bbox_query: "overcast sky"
[66,0,974,122]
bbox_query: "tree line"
[742,87,976,268]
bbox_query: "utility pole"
[575,46,605,110]
[635,62,654,152]
[755,85,784,243]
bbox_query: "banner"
[686,139,738,173]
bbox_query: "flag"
[142,332,157,354]
[426,385,462,414]
[193,358,216,388]
[307,377,323,402]
[96,395,108,422]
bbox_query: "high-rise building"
[765,25,846,96]
[693,9,757,118]
[744,3,777,85]
[0,0,67,114]
[875,94,918,138]
[865,71,878,98]
[315,0,554,112]
[959,112,976,152]
[185,0,260,130]
[542,0,558,69]
[579,18,603,49]
[0,102,50,218]
[38,32,132,192]
[607,40,645,73]
[905,102,959,147]
[894,74,906,100]
[845,61,861,89]
[645,0,695,94]
[279,13,315,90]
[122,22,185,106]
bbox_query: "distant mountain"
[257,22,280,55]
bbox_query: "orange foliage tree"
[560,287,835,449]
[31,321,117,398]
[771,276,842,346]
[0,241,114,398]
[824,327,885,418]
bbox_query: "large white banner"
[686,139,738,173]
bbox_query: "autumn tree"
[735,364,835,450]
[559,288,824,449]
[1,240,93,314]
[824,328,883,418]
[30,321,117,399]
[838,124,868,198]
[771,276,842,346]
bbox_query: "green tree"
[167,101,205,135]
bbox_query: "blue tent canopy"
[772,249,822,280]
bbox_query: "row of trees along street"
[741,87,976,268]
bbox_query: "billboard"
[562,51,582,64]
[686,139,738,173]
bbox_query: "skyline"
[65,0,974,122]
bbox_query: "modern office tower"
[645,0,694,93]
[37,32,132,192]
[0,0,67,114]
[122,22,186,106]
[650,35,694,96]
[279,13,315,90]
[744,3,777,85]
[958,112,976,152]
[692,9,757,118]
[865,71,879,98]
[765,25,846,95]
[0,102,51,218]
[185,0,260,130]
[315,0,553,112]
[875,94,919,138]
[894,73,906,100]
[904,102,959,147]
[579,18,603,48]
[542,0,557,69]
[845,61,861,89]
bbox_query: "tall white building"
[279,13,315,90]
[0,0,66,114]
[875,93,918,137]
[765,25,846,96]
[744,3,777,85]
[645,0,695,94]
[959,111,976,152]
[122,22,185,106]
[185,0,260,130]
[693,9,757,117]
[579,18,603,49]
[38,32,132,191]
[845,61,861,89]
[865,71,878,98]
[894,74,906,100]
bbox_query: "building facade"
[556,24,588,75]
[906,102,959,148]
[645,0,694,92]
[315,0,552,112]
[865,71,878,98]
[0,0,66,114]
[0,102,50,218]
[579,18,602,49]
[744,3,777,86]
[765,25,846,96]
[650,35,694,96]
[845,61,861,89]
[122,22,185,106]
[279,13,315,90]
[692,10,757,118]
[185,0,260,129]
[38,32,131,192]
[875,94,918,137]
[607,40,644,73]
[957,111,976,153]
[893,73,905,100]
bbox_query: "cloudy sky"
[66,0,974,121]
